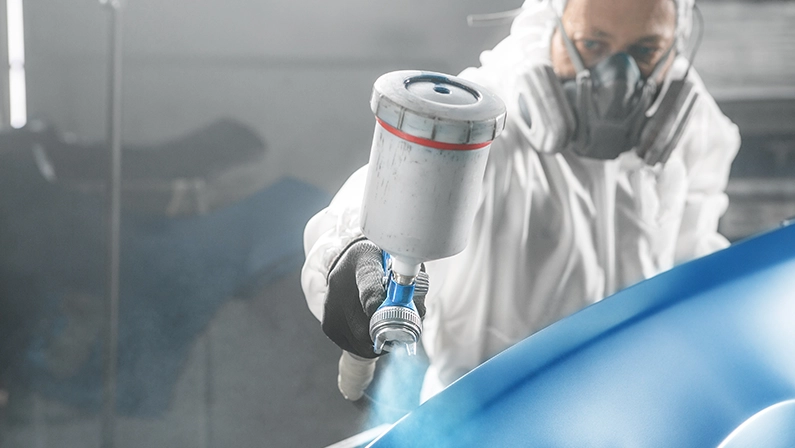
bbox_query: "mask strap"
[551,11,588,74]
[682,4,704,76]
[647,4,703,83]
[646,41,677,83]
[654,4,704,82]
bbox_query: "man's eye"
[581,39,604,52]
[574,39,607,65]
[630,46,659,62]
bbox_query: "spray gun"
[337,70,506,401]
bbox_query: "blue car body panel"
[371,224,795,447]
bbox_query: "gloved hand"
[322,238,428,359]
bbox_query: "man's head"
[550,0,679,82]
[505,0,700,163]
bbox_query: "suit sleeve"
[301,166,369,322]
[674,75,741,262]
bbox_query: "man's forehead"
[564,0,677,41]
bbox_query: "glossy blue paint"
[370,224,795,447]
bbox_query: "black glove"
[322,238,428,359]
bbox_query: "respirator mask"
[515,5,703,165]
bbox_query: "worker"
[302,0,741,402]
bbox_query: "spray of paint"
[364,348,428,429]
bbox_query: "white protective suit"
[301,1,740,401]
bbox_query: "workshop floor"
[0,269,374,448]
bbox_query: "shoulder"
[675,68,741,171]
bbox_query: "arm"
[674,75,741,262]
[301,166,368,322]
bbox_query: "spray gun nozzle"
[370,306,422,355]
[377,340,418,357]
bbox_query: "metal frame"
[100,1,123,447]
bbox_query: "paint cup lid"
[370,70,506,145]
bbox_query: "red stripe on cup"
[376,117,492,151]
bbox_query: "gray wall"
[21,0,520,193]
[696,1,795,101]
